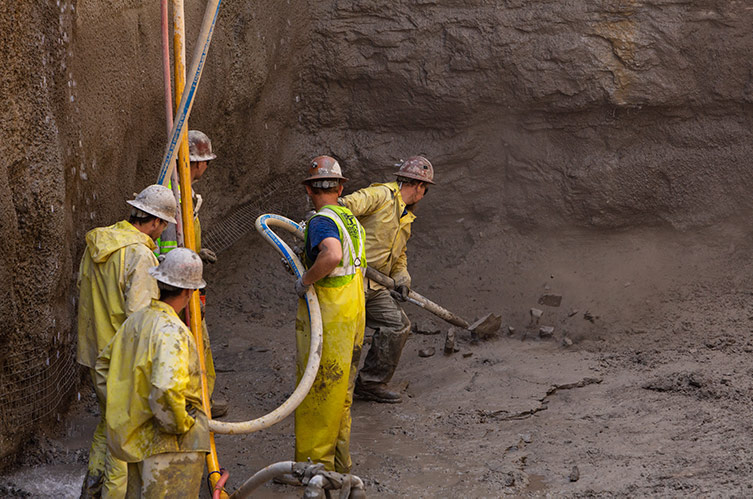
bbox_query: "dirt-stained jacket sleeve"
[149,325,195,435]
[391,247,411,288]
[123,245,159,317]
[340,184,391,217]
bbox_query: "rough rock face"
[0,1,77,464]
[2,0,753,463]
[294,1,753,232]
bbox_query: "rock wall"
[2,0,753,463]
[292,0,753,235]
[0,1,77,464]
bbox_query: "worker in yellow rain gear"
[340,156,435,404]
[280,155,366,482]
[156,129,216,262]
[76,184,177,498]
[156,129,225,418]
[95,248,209,498]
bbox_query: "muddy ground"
[2,213,752,497]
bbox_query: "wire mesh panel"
[0,339,77,432]
[202,178,302,253]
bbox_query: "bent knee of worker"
[368,306,410,332]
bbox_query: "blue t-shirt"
[306,216,340,263]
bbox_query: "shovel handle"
[365,267,470,329]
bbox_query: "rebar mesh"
[0,338,77,432]
[202,178,302,253]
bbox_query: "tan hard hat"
[148,247,206,289]
[303,155,348,183]
[188,130,217,162]
[126,185,178,224]
[394,156,435,185]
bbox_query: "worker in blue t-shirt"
[288,156,367,476]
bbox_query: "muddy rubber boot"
[211,395,229,419]
[354,383,402,403]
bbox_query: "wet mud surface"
[4,219,753,497]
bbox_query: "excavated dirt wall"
[2,0,753,467]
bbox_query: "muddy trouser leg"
[125,463,141,499]
[81,375,106,498]
[101,450,128,498]
[334,325,365,473]
[357,287,411,387]
[126,452,205,498]
[295,301,355,471]
[82,369,127,499]
[202,318,216,397]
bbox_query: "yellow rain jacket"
[340,181,415,288]
[77,220,159,369]
[295,205,366,472]
[95,299,210,463]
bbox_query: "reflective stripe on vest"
[316,207,365,278]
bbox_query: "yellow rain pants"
[295,273,365,472]
[77,220,158,498]
[125,452,204,498]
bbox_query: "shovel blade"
[468,313,502,339]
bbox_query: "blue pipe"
[157,0,223,186]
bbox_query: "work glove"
[391,284,410,302]
[199,248,217,264]
[295,277,311,298]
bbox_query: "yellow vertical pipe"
[177,143,224,494]
[172,1,226,495]
[172,1,191,190]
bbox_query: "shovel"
[365,267,501,338]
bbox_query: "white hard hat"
[126,185,178,224]
[188,130,217,162]
[149,247,206,289]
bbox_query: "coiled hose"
[208,214,321,434]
